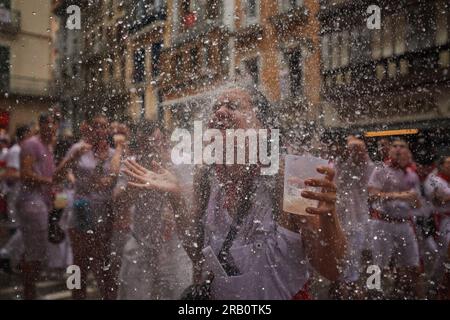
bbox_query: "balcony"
[104,76,127,96]
[128,4,167,33]
[322,44,450,101]
[0,75,52,97]
[171,1,229,46]
[83,39,108,60]
[270,4,308,35]
[0,8,21,36]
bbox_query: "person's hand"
[122,159,181,194]
[301,166,337,217]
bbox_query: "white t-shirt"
[6,144,21,171]
[368,164,421,219]
[424,173,450,214]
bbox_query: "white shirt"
[368,164,422,219]
[202,175,309,300]
[6,144,20,171]
[424,172,450,214]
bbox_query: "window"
[139,93,146,119]
[244,56,259,85]
[108,60,114,78]
[321,34,331,71]
[245,0,259,26]
[108,0,114,18]
[393,14,406,55]
[350,27,371,65]
[206,0,220,21]
[151,42,162,78]
[280,0,304,12]
[133,48,146,83]
[382,15,394,58]
[287,49,303,98]
[190,47,199,69]
[340,31,349,67]
[174,53,183,74]
[407,4,437,52]
[436,0,449,45]
[331,33,340,69]
[0,0,11,9]
[181,0,191,15]
[0,46,10,91]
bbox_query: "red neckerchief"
[437,172,450,183]
[407,162,417,172]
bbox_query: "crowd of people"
[0,84,449,300]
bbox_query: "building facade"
[120,0,321,141]
[52,0,129,135]
[319,0,450,156]
[0,0,54,136]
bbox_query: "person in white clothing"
[424,155,450,298]
[334,136,375,298]
[368,147,422,299]
[0,125,31,273]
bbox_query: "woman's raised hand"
[122,159,181,194]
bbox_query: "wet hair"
[86,113,108,126]
[15,125,31,142]
[391,137,409,147]
[38,112,54,126]
[437,154,450,171]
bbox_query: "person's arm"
[368,187,420,207]
[433,181,450,204]
[297,166,346,281]
[54,142,90,183]
[21,154,52,186]
[276,162,345,281]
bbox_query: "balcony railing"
[128,5,167,33]
[0,8,21,36]
[322,44,450,100]
[0,75,52,97]
[172,1,228,45]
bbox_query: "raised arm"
[54,142,90,183]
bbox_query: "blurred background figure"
[333,135,375,299]
[54,115,120,300]
[376,138,391,164]
[369,146,422,299]
[17,113,58,299]
[425,155,450,299]
[0,125,32,274]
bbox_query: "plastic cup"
[283,154,329,216]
